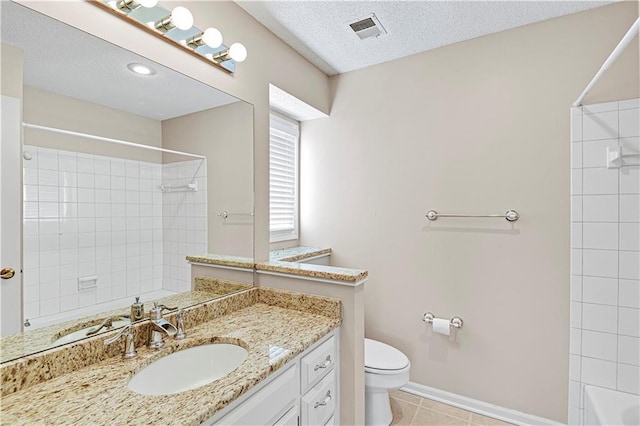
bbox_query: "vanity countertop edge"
[186,245,332,268]
[188,246,368,283]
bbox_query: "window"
[269,112,299,242]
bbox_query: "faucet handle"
[149,303,177,319]
[158,303,177,312]
[175,309,187,340]
[104,325,137,359]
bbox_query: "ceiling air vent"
[349,13,387,40]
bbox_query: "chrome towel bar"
[426,209,519,222]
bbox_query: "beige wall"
[162,101,254,257]
[1,44,24,98]
[23,86,162,162]
[300,3,639,422]
[17,1,332,263]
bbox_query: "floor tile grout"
[390,390,513,426]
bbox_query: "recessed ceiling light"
[127,63,156,76]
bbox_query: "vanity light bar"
[90,0,247,74]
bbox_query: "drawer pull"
[314,355,332,371]
[314,390,332,409]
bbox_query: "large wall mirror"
[0,1,254,362]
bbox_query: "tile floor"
[389,390,514,426]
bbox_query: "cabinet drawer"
[301,335,336,392]
[215,364,298,425]
[301,370,335,426]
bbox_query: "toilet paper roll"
[432,318,451,336]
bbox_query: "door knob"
[1,268,15,279]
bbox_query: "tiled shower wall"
[22,147,207,322]
[569,99,640,425]
[22,146,164,321]
[161,159,207,293]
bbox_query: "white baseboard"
[401,382,564,426]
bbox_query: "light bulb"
[202,28,223,48]
[152,6,194,33]
[171,6,193,31]
[228,43,247,62]
[138,0,157,7]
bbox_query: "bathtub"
[584,385,640,426]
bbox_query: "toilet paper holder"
[422,312,464,329]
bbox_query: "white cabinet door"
[1,95,23,336]
[212,364,299,425]
[274,405,299,426]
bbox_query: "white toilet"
[364,338,411,426]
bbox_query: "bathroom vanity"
[208,332,338,425]
[0,287,341,425]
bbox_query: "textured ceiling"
[1,1,238,120]
[237,0,612,75]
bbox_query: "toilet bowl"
[364,338,411,426]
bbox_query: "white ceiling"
[0,1,239,120]
[237,0,612,76]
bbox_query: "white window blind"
[270,112,299,242]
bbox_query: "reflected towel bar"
[426,210,520,222]
[160,183,198,193]
[217,211,254,220]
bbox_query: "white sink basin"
[52,318,130,346]
[128,344,248,396]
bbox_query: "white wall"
[569,99,640,425]
[300,3,639,422]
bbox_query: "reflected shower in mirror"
[0,1,253,362]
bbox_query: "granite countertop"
[0,288,341,425]
[255,261,368,284]
[0,277,251,364]
[188,246,367,284]
[269,246,331,262]
[0,290,226,364]
[187,246,331,268]
[186,253,254,269]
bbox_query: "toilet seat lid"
[365,338,409,371]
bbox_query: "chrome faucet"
[148,303,178,349]
[104,324,137,359]
[175,309,187,340]
[86,317,114,337]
